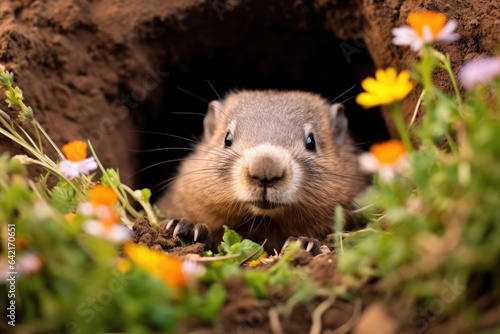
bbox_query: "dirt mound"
[132,216,205,256]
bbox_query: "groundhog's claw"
[166,218,212,251]
[281,236,322,256]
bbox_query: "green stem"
[0,115,81,194]
[88,141,141,219]
[440,56,463,107]
[390,103,413,153]
[16,123,40,152]
[33,123,44,155]
[445,132,458,155]
[123,185,158,226]
[33,120,64,158]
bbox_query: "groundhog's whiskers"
[127,146,233,160]
[176,86,234,122]
[151,166,226,192]
[310,181,363,209]
[126,130,240,158]
[160,175,220,197]
[122,158,225,182]
[171,111,227,126]
[329,84,357,105]
[319,168,371,184]
[158,180,220,212]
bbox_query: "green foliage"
[217,225,264,262]
[338,46,500,323]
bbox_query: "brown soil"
[2,0,497,190]
[132,216,205,256]
[133,216,498,333]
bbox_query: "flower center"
[370,140,406,164]
[407,11,446,38]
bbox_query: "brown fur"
[157,90,368,251]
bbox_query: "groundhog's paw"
[281,236,322,256]
[165,218,213,251]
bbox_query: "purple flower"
[459,56,500,90]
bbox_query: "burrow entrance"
[131,5,390,201]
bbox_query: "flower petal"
[358,152,379,173]
[437,20,459,41]
[360,77,380,94]
[421,25,434,43]
[356,92,380,109]
[59,160,81,179]
[106,224,133,242]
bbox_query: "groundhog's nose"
[248,155,285,187]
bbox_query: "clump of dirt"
[132,216,204,256]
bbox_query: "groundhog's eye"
[306,133,316,151]
[224,132,233,147]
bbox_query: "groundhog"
[157,90,368,254]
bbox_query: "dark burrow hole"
[135,22,390,202]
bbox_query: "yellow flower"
[123,242,187,289]
[356,68,414,109]
[247,251,268,267]
[359,140,408,182]
[13,86,23,100]
[116,259,132,273]
[89,185,119,207]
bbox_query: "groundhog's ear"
[203,100,223,141]
[330,103,348,145]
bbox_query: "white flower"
[83,219,132,242]
[77,201,95,216]
[459,56,500,90]
[59,157,98,179]
[17,253,43,276]
[392,11,459,51]
[181,260,206,277]
[58,141,97,179]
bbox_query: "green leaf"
[49,186,76,214]
[100,168,121,188]
[238,239,264,262]
[222,225,241,246]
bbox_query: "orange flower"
[392,11,458,51]
[62,141,88,162]
[408,12,446,38]
[123,242,187,289]
[59,141,97,179]
[369,140,406,164]
[359,140,407,182]
[65,213,76,224]
[89,185,119,207]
